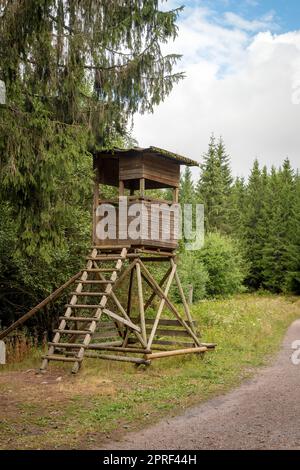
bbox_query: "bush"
[198,233,247,298]
[174,252,209,303]
[284,271,300,295]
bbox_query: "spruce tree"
[196,135,232,233]
[229,176,246,238]
[0,0,183,256]
[262,159,295,292]
[180,166,195,204]
[242,160,268,289]
[285,171,300,293]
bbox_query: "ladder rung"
[59,316,101,322]
[42,355,83,362]
[70,292,106,296]
[49,342,87,349]
[65,304,101,309]
[53,329,91,335]
[75,280,114,284]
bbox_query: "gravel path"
[102,319,300,450]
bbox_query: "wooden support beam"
[173,187,179,203]
[93,261,148,349]
[41,354,83,363]
[144,267,172,311]
[146,261,177,349]
[136,262,147,343]
[140,177,145,197]
[0,271,82,341]
[139,260,201,347]
[171,259,196,334]
[102,308,141,333]
[92,160,100,244]
[86,345,151,354]
[145,346,207,360]
[113,258,138,290]
[127,266,134,316]
[127,256,175,262]
[119,180,125,196]
[85,353,150,365]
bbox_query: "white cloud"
[133,7,300,177]
[223,11,278,32]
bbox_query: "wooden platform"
[40,246,215,373]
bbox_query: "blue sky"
[183,0,300,32]
[134,1,300,176]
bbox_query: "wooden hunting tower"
[39,147,215,373]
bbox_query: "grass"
[0,294,299,449]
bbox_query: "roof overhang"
[94,146,199,167]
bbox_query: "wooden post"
[127,266,134,316]
[139,260,201,347]
[93,261,148,349]
[188,284,193,305]
[136,262,147,342]
[147,261,177,349]
[122,266,135,347]
[173,187,179,203]
[144,266,172,311]
[145,346,207,360]
[171,259,196,333]
[93,159,100,245]
[119,180,125,196]
[140,178,145,198]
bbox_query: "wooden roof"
[95,146,199,167]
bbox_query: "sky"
[133,0,300,177]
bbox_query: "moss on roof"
[96,146,199,167]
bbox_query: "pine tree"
[229,177,246,238]
[216,137,233,193]
[242,160,268,289]
[196,135,233,233]
[0,0,183,257]
[285,171,300,293]
[262,159,295,292]
[180,166,195,204]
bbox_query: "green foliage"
[180,166,195,204]
[2,295,299,450]
[238,159,299,293]
[0,105,92,259]
[196,135,233,233]
[0,0,183,256]
[174,252,209,303]
[198,233,247,298]
[240,161,269,289]
[284,172,300,294]
[0,0,183,141]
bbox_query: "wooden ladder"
[40,247,128,374]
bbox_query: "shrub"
[198,233,247,298]
[174,252,209,303]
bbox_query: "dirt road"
[102,319,300,450]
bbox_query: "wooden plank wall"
[94,200,179,249]
[119,154,180,188]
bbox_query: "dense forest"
[0,2,299,336]
[178,135,300,301]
